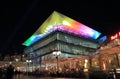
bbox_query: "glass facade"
[24,31,99,71]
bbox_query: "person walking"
[7,64,14,79]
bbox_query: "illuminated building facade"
[92,32,120,71]
[23,11,102,71]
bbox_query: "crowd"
[30,67,86,78]
[0,64,14,79]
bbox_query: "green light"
[22,11,101,46]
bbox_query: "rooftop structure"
[22,11,102,46]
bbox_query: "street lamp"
[53,51,61,76]
[26,60,32,76]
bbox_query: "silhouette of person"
[7,64,14,79]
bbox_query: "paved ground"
[13,74,38,79]
[13,74,80,79]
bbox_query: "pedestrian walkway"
[13,74,37,79]
[13,74,81,79]
[13,75,55,79]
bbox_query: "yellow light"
[85,59,88,63]
[84,59,88,69]
[94,61,97,65]
[84,68,88,72]
[109,59,111,64]
[84,63,87,68]
[15,58,19,62]
[103,62,106,70]
[62,20,71,26]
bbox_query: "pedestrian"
[7,64,14,79]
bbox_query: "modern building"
[23,11,104,72]
[91,32,120,71]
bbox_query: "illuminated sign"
[111,32,120,40]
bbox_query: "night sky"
[1,0,120,55]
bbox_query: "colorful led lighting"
[22,11,101,46]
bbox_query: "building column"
[115,53,120,67]
[98,54,101,70]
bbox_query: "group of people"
[0,64,14,79]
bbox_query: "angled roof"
[22,11,101,46]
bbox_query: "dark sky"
[1,0,120,55]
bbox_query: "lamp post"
[26,60,32,76]
[53,51,61,76]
